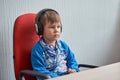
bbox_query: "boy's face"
[43,22,61,43]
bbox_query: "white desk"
[47,62,120,80]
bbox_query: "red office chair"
[13,13,98,80]
[13,13,51,80]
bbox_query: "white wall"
[0,0,120,80]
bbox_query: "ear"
[35,23,39,34]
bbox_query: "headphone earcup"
[60,23,62,32]
[35,22,43,35]
[35,23,39,34]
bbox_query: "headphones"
[35,8,62,35]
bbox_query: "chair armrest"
[78,64,98,68]
[20,70,51,80]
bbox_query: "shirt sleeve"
[31,43,59,78]
[61,41,80,72]
[66,47,80,72]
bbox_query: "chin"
[54,37,59,41]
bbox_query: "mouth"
[54,34,60,37]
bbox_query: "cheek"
[44,29,50,34]
[43,30,52,36]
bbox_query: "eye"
[49,26,54,28]
[57,25,61,29]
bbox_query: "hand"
[63,60,67,64]
[68,68,76,73]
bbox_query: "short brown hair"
[40,10,61,26]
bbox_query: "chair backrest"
[13,13,40,80]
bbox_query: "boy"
[31,8,80,79]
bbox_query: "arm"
[61,41,80,72]
[31,43,59,78]
[66,47,80,72]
